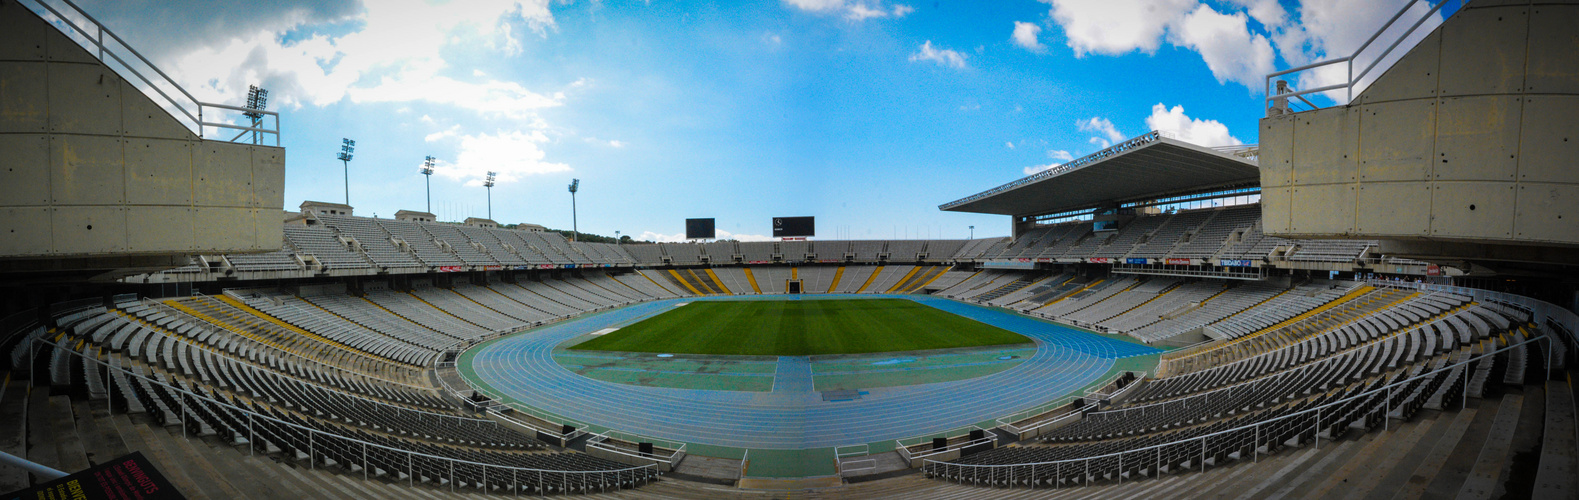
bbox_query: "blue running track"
[461,294,1158,450]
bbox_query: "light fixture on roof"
[568,179,580,242]
[239,85,269,144]
[337,138,355,205]
[421,156,436,215]
[484,171,497,221]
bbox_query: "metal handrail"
[29,334,658,492]
[20,0,281,146]
[924,330,1551,486]
[1264,0,1449,113]
[0,451,68,480]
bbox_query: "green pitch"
[568,299,1031,356]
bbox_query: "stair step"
[1532,377,1577,499]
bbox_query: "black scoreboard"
[772,216,814,238]
[685,218,715,239]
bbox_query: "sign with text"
[772,216,815,238]
[1219,259,1255,267]
[1165,258,1192,265]
[4,451,185,500]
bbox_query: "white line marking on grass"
[591,328,619,336]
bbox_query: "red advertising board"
[1088,257,1111,264]
[437,266,463,273]
[1166,258,1192,265]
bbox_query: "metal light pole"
[484,171,496,220]
[568,179,580,241]
[337,138,355,205]
[969,225,974,240]
[615,231,620,244]
[421,156,436,214]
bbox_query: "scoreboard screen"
[686,218,716,239]
[772,216,814,238]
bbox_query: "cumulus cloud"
[1048,150,1075,161]
[1168,4,1276,89]
[910,41,968,69]
[781,0,914,21]
[638,229,774,243]
[1226,0,1287,27]
[1276,0,1442,101]
[427,129,571,186]
[158,0,558,113]
[1005,142,1015,149]
[1044,0,1196,56]
[1011,21,1045,52]
[1023,164,1057,175]
[1145,103,1242,147]
[1077,116,1124,148]
[582,137,626,148]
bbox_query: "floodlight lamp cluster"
[568,178,579,194]
[421,156,436,176]
[485,171,497,188]
[337,138,355,162]
[243,85,268,118]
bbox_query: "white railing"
[20,0,281,146]
[923,331,1553,489]
[28,334,658,494]
[895,424,999,463]
[586,430,687,468]
[1264,0,1449,115]
[835,444,876,474]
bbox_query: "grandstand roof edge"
[938,134,1260,218]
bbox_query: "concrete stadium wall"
[0,1,283,260]
[1259,0,1579,250]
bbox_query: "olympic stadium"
[1,0,1577,499]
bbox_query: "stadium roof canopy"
[940,132,1261,217]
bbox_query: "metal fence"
[19,0,281,145]
[1263,0,1450,113]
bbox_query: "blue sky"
[69,0,1445,241]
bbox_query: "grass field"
[568,299,1032,356]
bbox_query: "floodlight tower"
[241,85,268,144]
[421,156,436,214]
[484,171,497,220]
[567,179,580,242]
[969,225,975,240]
[337,138,355,205]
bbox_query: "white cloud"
[1276,0,1442,101]
[909,41,968,69]
[1024,164,1058,175]
[163,0,558,113]
[1144,103,1242,147]
[638,229,774,243]
[763,32,783,45]
[781,0,914,21]
[1005,142,1015,149]
[1048,150,1074,161]
[1011,21,1045,52]
[1077,116,1124,147]
[582,137,625,148]
[424,125,462,142]
[1044,0,1196,56]
[1226,0,1286,27]
[427,129,571,186]
[1169,4,1276,89]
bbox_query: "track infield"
[567,298,1031,356]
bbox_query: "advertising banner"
[1125,258,1148,265]
[1219,259,1255,267]
[437,266,463,273]
[1088,257,1111,264]
[1165,258,1192,265]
